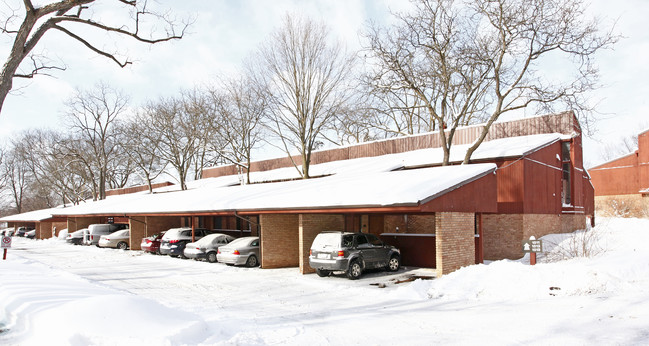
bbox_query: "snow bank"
[393,217,649,303]
[0,259,209,346]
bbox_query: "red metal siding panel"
[420,173,497,213]
[523,142,562,214]
[495,159,525,213]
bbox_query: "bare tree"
[253,15,356,179]
[122,112,167,193]
[16,129,91,205]
[0,0,190,114]
[143,92,216,190]
[363,0,494,165]
[364,0,616,165]
[461,0,617,163]
[1,143,31,213]
[208,75,267,184]
[63,82,128,200]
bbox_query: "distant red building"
[589,129,649,217]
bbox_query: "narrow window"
[561,142,572,205]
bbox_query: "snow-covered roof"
[0,205,68,222]
[53,164,497,216]
[3,132,559,219]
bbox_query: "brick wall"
[435,212,475,276]
[483,213,589,260]
[383,214,436,234]
[260,214,300,269]
[145,216,181,237]
[37,221,67,239]
[482,214,523,260]
[52,222,68,237]
[36,221,51,239]
[299,214,345,274]
[129,217,146,250]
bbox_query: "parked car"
[184,233,236,262]
[84,223,128,246]
[25,229,36,239]
[159,228,213,258]
[16,227,34,237]
[141,232,166,255]
[98,229,130,250]
[309,231,401,280]
[1,228,14,236]
[217,236,260,267]
[66,229,88,245]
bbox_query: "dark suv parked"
[309,231,401,280]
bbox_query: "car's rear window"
[312,233,342,249]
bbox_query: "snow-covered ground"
[1,217,648,345]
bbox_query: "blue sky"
[0,0,647,168]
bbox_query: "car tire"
[347,260,362,280]
[207,252,218,263]
[246,255,259,267]
[117,242,128,250]
[316,269,331,277]
[169,254,178,258]
[387,255,400,272]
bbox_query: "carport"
[0,207,69,239]
[248,163,497,277]
[50,163,497,277]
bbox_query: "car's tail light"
[217,249,221,254]
[105,238,110,241]
[196,247,200,250]
[337,250,345,257]
[169,239,179,244]
[233,250,240,255]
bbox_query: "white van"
[83,223,128,246]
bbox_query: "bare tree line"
[0,1,616,215]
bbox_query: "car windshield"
[312,233,342,249]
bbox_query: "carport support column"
[298,214,345,274]
[435,212,475,277]
[129,217,146,250]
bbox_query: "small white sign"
[1,236,12,249]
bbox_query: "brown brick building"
[3,112,595,277]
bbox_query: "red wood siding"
[590,153,640,196]
[523,142,562,214]
[420,173,497,213]
[202,111,580,179]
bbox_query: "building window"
[561,141,572,205]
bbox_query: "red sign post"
[522,236,543,265]
[2,236,12,260]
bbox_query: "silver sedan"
[98,229,130,250]
[217,236,260,267]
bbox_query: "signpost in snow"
[2,236,11,260]
[522,236,543,265]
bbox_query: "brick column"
[435,212,475,277]
[299,214,345,274]
[129,217,146,250]
[259,214,300,268]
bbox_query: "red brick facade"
[435,212,475,276]
[260,214,300,269]
[483,213,587,260]
[299,214,345,274]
